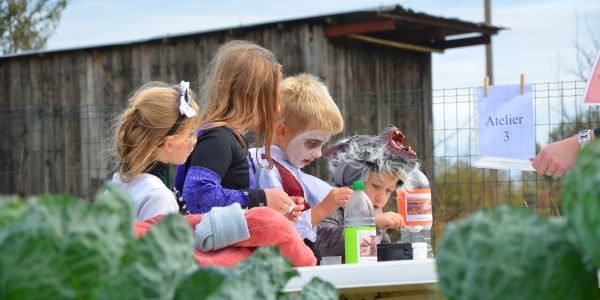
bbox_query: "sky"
[46,0,600,90]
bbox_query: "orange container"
[397,188,432,227]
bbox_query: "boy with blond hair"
[251,73,353,251]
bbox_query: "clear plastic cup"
[412,242,428,260]
[320,256,342,265]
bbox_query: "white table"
[284,259,438,299]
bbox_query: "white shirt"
[111,172,179,221]
[249,145,332,242]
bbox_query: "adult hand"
[375,211,405,230]
[530,135,579,177]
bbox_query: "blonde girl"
[175,40,299,219]
[112,81,200,221]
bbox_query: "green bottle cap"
[352,180,365,190]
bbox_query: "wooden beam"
[439,35,490,49]
[368,27,444,44]
[349,34,443,53]
[380,12,499,35]
[325,19,396,38]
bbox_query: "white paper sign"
[475,84,535,171]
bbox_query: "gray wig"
[326,125,423,189]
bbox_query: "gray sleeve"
[137,188,179,221]
[315,208,345,258]
[194,203,250,252]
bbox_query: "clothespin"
[520,74,525,95]
[484,76,489,97]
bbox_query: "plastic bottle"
[400,226,431,259]
[344,180,377,264]
[398,169,433,259]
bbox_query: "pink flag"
[584,53,600,105]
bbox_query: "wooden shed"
[0,5,502,197]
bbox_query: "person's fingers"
[342,189,352,200]
[291,196,304,204]
[396,218,404,228]
[279,194,294,213]
[531,154,542,169]
[283,196,294,208]
[286,210,302,221]
[536,159,550,176]
[399,215,406,227]
[545,167,557,177]
[385,213,403,229]
[286,203,296,213]
[337,188,352,196]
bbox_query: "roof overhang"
[323,6,503,53]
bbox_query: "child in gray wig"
[315,125,425,262]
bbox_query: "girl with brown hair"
[112,81,200,221]
[175,40,301,219]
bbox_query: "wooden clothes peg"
[484,76,489,97]
[520,74,526,95]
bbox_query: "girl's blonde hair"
[114,81,201,182]
[200,40,281,168]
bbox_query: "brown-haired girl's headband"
[163,81,196,137]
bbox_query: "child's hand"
[375,212,405,230]
[264,188,295,215]
[310,187,353,225]
[322,187,353,210]
[285,196,304,222]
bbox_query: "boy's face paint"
[286,130,331,168]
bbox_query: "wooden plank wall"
[0,23,433,198]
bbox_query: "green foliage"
[436,206,598,300]
[96,214,198,300]
[0,184,337,299]
[284,278,338,300]
[0,187,134,299]
[176,247,297,300]
[562,139,600,267]
[0,0,68,55]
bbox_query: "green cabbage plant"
[435,206,598,300]
[0,185,336,300]
[562,139,600,267]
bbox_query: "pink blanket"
[134,207,317,267]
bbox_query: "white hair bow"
[179,81,197,118]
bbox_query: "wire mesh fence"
[430,80,600,244]
[1,80,597,244]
